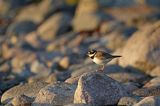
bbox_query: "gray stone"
[106,6,158,27]
[74,72,128,105]
[32,82,76,106]
[7,20,37,36]
[64,103,89,106]
[133,86,160,97]
[1,81,48,104]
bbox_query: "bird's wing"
[95,51,113,60]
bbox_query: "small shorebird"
[87,49,121,71]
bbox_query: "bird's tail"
[112,55,122,58]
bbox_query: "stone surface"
[37,12,72,41]
[150,66,160,77]
[11,94,34,106]
[65,76,80,84]
[134,96,160,106]
[118,96,141,106]
[133,86,160,97]
[64,103,89,106]
[58,56,70,70]
[7,20,37,36]
[32,82,76,106]
[1,82,48,104]
[106,6,159,27]
[74,72,128,105]
[119,21,160,72]
[144,77,160,87]
[73,14,100,32]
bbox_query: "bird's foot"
[96,68,104,72]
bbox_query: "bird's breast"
[93,57,104,65]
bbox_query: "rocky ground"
[0,0,160,106]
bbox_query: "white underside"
[93,58,112,65]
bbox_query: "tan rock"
[59,56,70,70]
[11,94,33,106]
[119,21,160,73]
[134,96,160,106]
[118,96,141,106]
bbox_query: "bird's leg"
[96,65,104,72]
[101,65,104,71]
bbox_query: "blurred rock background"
[0,0,160,105]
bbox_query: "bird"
[87,49,121,71]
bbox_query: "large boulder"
[1,81,48,104]
[74,72,129,105]
[32,82,76,106]
[119,21,160,73]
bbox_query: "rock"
[103,65,148,84]
[30,60,50,76]
[123,82,139,92]
[144,77,160,87]
[106,6,158,27]
[32,82,76,106]
[74,72,128,105]
[37,12,72,41]
[15,0,71,24]
[24,32,43,49]
[108,71,147,83]
[119,21,160,73]
[72,0,102,32]
[7,20,37,36]
[45,73,57,84]
[75,0,99,15]
[134,96,160,106]
[15,4,45,24]
[58,56,70,70]
[67,34,85,48]
[146,0,160,7]
[65,76,80,84]
[54,70,71,81]
[11,51,36,77]
[64,103,89,106]
[1,81,48,104]
[27,75,47,84]
[150,66,160,77]
[118,96,141,106]
[133,86,160,97]
[11,94,34,106]
[73,14,100,32]
[101,24,137,50]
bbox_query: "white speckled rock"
[74,72,129,105]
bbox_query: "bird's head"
[87,49,97,58]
